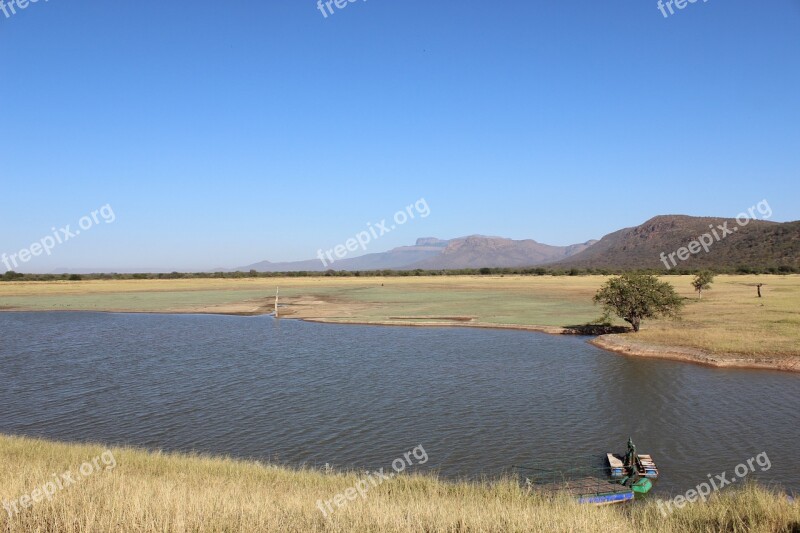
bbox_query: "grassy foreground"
[1,275,799,364]
[1,435,797,533]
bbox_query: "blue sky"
[1,0,798,271]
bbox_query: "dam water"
[1,312,797,495]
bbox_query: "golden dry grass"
[0,436,800,533]
[1,435,797,533]
[634,275,800,357]
[1,275,798,358]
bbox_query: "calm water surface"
[1,312,797,495]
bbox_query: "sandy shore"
[590,335,800,374]
[299,316,569,335]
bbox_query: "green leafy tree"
[691,271,715,299]
[593,273,683,332]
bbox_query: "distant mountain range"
[236,235,597,272]
[49,215,799,274]
[238,215,799,272]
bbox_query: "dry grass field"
[633,275,799,356]
[1,435,797,533]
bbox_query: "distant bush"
[1,271,25,281]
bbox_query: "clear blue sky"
[1,0,798,272]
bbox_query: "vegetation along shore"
[1,435,798,533]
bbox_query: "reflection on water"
[0,312,797,495]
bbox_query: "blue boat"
[515,467,636,506]
[578,490,635,505]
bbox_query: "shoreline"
[590,335,800,374]
[298,316,569,335]
[3,307,798,374]
[300,317,800,374]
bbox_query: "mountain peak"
[415,237,448,247]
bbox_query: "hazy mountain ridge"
[236,235,595,272]
[406,235,597,269]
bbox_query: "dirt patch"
[298,317,568,335]
[388,316,475,322]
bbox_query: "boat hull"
[578,492,635,505]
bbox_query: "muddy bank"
[591,335,800,374]
[298,317,568,335]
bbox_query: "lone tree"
[691,271,715,299]
[594,273,683,332]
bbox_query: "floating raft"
[637,454,659,479]
[538,476,634,506]
[606,452,659,480]
[607,453,625,478]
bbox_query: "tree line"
[2,265,797,282]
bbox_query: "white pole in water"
[274,287,279,318]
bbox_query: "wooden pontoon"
[607,453,625,478]
[636,454,659,479]
[606,438,659,489]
